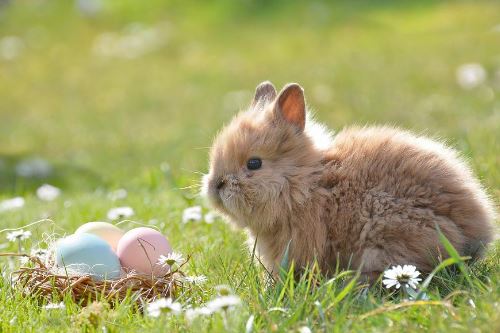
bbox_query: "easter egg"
[75,222,124,251]
[55,233,121,280]
[116,227,172,276]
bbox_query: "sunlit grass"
[0,0,499,332]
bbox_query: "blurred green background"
[0,0,499,195]
[0,1,499,331]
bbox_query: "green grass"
[0,0,499,332]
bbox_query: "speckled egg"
[55,233,121,280]
[75,222,124,251]
[116,227,172,276]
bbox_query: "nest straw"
[0,253,189,307]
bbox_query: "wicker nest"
[1,253,189,307]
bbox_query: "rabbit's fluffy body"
[204,82,494,277]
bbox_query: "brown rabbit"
[203,81,495,279]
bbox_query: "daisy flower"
[214,284,233,296]
[204,211,218,224]
[157,252,184,267]
[44,302,65,310]
[6,229,31,242]
[382,264,422,289]
[108,188,127,201]
[456,63,486,89]
[183,275,207,285]
[146,298,182,317]
[19,256,29,265]
[206,295,241,312]
[31,248,49,259]
[36,184,61,201]
[185,306,213,321]
[20,248,49,265]
[0,197,25,213]
[107,206,134,220]
[182,206,202,223]
[299,327,312,333]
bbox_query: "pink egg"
[116,227,172,276]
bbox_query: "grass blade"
[436,225,474,287]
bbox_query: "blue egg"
[55,233,121,280]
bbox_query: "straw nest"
[1,253,189,307]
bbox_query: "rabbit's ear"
[251,81,277,108]
[275,83,306,131]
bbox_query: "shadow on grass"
[0,153,106,195]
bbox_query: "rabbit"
[202,81,496,280]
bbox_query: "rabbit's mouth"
[203,173,248,217]
[217,183,245,214]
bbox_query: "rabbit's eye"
[246,158,262,170]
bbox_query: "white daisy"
[298,326,312,333]
[31,248,49,259]
[214,284,233,296]
[185,306,213,321]
[183,275,207,285]
[382,264,422,289]
[107,188,127,201]
[146,298,182,317]
[456,63,486,89]
[20,248,49,265]
[204,211,218,224]
[182,206,202,223]
[107,206,134,220]
[92,23,166,60]
[44,302,65,310]
[206,295,241,312]
[157,252,184,267]
[19,256,29,265]
[0,197,25,213]
[6,229,32,242]
[36,184,61,201]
